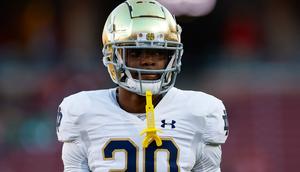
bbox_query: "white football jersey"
[56,87,228,172]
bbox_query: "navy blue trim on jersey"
[145,140,179,172]
[103,140,137,171]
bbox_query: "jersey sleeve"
[62,142,90,172]
[56,93,85,142]
[192,144,222,172]
[202,99,229,145]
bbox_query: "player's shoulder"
[62,88,114,110]
[62,88,112,104]
[171,87,228,144]
[57,88,115,142]
[171,87,224,112]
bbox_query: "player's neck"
[116,87,163,114]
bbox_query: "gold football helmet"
[102,0,183,95]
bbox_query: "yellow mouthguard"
[140,90,162,148]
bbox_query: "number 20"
[102,138,179,172]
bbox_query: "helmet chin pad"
[124,78,162,96]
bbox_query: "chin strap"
[140,90,162,148]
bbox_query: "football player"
[56,0,229,171]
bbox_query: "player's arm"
[192,144,222,172]
[192,97,228,171]
[56,93,90,172]
[62,141,90,172]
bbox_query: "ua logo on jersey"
[161,119,176,129]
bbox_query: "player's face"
[126,49,172,80]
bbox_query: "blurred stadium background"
[1,0,300,171]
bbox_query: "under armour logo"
[161,120,176,129]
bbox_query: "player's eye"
[154,50,175,59]
[126,49,175,59]
[127,49,142,58]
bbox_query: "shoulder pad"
[56,92,88,142]
[182,91,229,144]
[203,98,229,144]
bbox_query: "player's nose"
[140,52,155,66]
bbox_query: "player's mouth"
[141,74,161,80]
[131,73,161,80]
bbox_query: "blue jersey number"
[103,138,179,172]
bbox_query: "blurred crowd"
[0,0,299,171]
